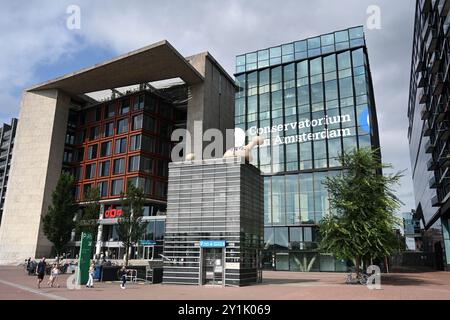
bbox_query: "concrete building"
[0,118,18,225]
[407,0,450,270]
[0,41,235,264]
[163,158,263,286]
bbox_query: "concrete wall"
[187,53,235,159]
[0,90,70,264]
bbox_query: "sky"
[0,0,416,213]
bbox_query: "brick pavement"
[0,266,449,300]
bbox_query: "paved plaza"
[0,266,450,300]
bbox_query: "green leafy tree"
[76,187,101,256]
[42,173,78,259]
[117,181,148,266]
[318,148,403,277]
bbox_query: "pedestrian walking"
[47,264,60,288]
[86,262,95,288]
[119,266,128,289]
[36,257,46,289]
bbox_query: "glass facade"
[0,118,17,225]
[408,0,450,270]
[235,26,381,271]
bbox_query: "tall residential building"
[0,41,235,264]
[234,26,381,272]
[407,0,450,270]
[0,118,18,225]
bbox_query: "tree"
[318,148,403,277]
[116,181,148,266]
[76,187,101,256]
[42,172,78,259]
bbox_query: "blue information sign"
[199,240,226,248]
[139,240,156,246]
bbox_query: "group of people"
[31,257,130,290]
[33,257,60,289]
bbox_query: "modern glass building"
[407,0,450,270]
[234,26,381,271]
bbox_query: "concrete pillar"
[0,89,70,264]
[95,204,105,256]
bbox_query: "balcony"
[441,153,450,167]
[417,70,427,87]
[422,0,432,14]
[421,104,431,119]
[430,175,438,188]
[432,73,445,95]
[439,0,450,17]
[430,52,442,74]
[431,195,441,207]
[423,121,432,136]
[425,28,438,53]
[419,88,429,104]
[437,121,450,140]
[0,151,8,159]
[427,158,438,170]
[444,12,450,36]
[425,140,436,153]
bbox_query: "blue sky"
[0,0,416,212]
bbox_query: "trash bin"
[94,265,102,280]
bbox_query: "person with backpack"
[36,257,46,289]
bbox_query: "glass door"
[202,248,224,285]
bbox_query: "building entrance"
[201,248,224,286]
[139,246,154,260]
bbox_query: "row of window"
[67,114,173,145]
[64,134,172,163]
[76,156,169,180]
[236,27,365,72]
[76,177,168,199]
[263,172,338,225]
[68,93,174,127]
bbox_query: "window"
[321,34,334,46]
[143,115,156,132]
[335,30,349,43]
[113,158,125,175]
[115,138,127,154]
[130,134,141,151]
[132,114,143,131]
[87,144,98,160]
[106,104,115,118]
[338,52,351,70]
[104,122,114,137]
[352,48,364,67]
[111,179,124,196]
[89,127,99,141]
[100,141,112,157]
[120,99,130,115]
[142,135,156,153]
[76,148,84,161]
[95,108,102,121]
[117,118,128,134]
[154,181,167,198]
[339,77,354,98]
[134,94,145,110]
[98,181,108,198]
[85,163,96,179]
[349,26,363,39]
[99,160,110,177]
[128,155,140,172]
[75,131,85,145]
[274,227,289,249]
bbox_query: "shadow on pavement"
[259,278,321,285]
[381,274,436,286]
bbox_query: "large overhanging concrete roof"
[27,40,204,96]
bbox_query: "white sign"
[226,263,240,270]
